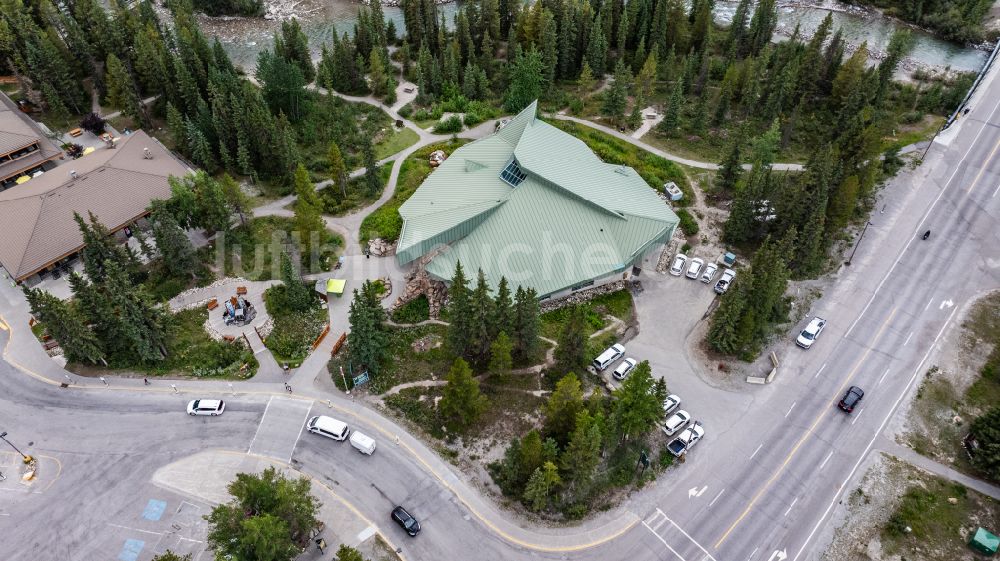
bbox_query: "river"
[201,0,987,75]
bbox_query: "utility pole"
[0,432,32,463]
[845,221,873,266]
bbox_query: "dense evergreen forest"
[846,0,994,43]
[191,0,264,18]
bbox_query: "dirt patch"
[411,334,442,353]
[824,453,1000,561]
[896,291,1000,477]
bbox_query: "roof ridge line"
[11,198,45,277]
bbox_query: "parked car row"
[592,343,645,382]
[660,394,706,457]
[668,253,736,294]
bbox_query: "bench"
[42,340,59,350]
[68,128,83,137]
[206,298,219,310]
[236,286,247,296]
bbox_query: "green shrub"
[398,103,413,118]
[434,115,464,133]
[676,209,699,236]
[392,295,430,324]
[463,112,484,127]
[681,242,692,253]
[569,98,584,114]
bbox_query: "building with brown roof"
[0,129,192,284]
[0,92,63,191]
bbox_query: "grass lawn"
[539,290,634,340]
[375,127,419,160]
[880,462,1000,561]
[217,216,343,280]
[360,139,472,244]
[142,259,215,302]
[544,119,693,205]
[317,165,392,217]
[883,114,945,152]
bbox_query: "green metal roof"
[398,101,679,297]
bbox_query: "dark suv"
[391,506,421,536]
[838,386,864,413]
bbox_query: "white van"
[350,431,377,455]
[307,415,350,441]
[592,343,625,371]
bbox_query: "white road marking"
[287,402,314,464]
[903,332,913,346]
[844,87,1000,341]
[356,525,377,542]
[783,498,798,517]
[939,299,954,310]
[784,402,797,418]
[818,451,834,471]
[749,443,764,460]
[246,396,273,453]
[877,368,891,386]
[993,181,1000,198]
[793,306,959,561]
[642,519,688,561]
[747,547,759,561]
[924,297,934,311]
[661,512,719,561]
[107,523,162,536]
[851,408,864,425]
[709,489,726,507]
[812,363,827,379]
[688,485,708,498]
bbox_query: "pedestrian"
[143,378,149,386]
[285,383,292,393]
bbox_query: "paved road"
[595,61,1000,561]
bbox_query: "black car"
[838,386,864,413]
[391,506,421,536]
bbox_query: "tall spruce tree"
[150,206,199,279]
[511,286,539,363]
[347,280,390,374]
[446,262,473,359]
[439,357,488,432]
[23,287,105,365]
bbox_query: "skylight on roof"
[499,158,527,187]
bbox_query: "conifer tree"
[716,137,743,192]
[447,262,473,359]
[511,286,539,363]
[468,270,496,368]
[105,53,147,126]
[328,142,348,199]
[23,287,105,365]
[554,307,587,374]
[493,277,513,338]
[611,360,661,440]
[489,332,513,380]
[503,47,545,113]
[439,358,488,432]
[543,373,584,444]
[586,16,608,76]
[348,279,390,373]
[75,212,137,284]
[150,206,198,279]
[361,134,381,196]
[560,410,601,498]
[523,461,560,511]
[602,59,630,126]
[279,252,315,313]
[293,164,325,258]
[658,81,683,136]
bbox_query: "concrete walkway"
[877,438,1000,501]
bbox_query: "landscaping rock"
[392,257,448,318]
[368,238,397,257]
[539,280,627,314]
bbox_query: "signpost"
[353,371,370,387]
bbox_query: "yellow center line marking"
[713,306,898,549]
[966,134,1000,194]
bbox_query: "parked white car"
[592,343,625,371]
[662,410,691,436]
[700,262,718,283]
[669,254,688,276]
[714,268,736,294]
[612,358,638,380]
[187,399,225,416]
[796,317,827,349]
[662,394,681,416]
[686,258,705,279]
